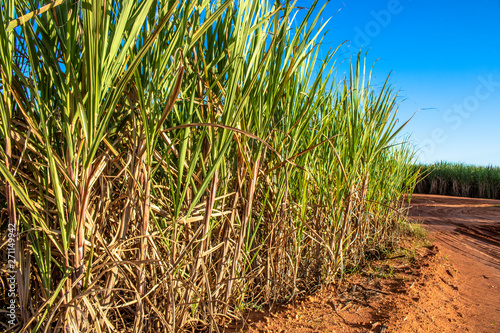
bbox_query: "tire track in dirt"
[410,194,500,332]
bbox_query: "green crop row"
[414,161,500,199]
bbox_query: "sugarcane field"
[1,0,499,332]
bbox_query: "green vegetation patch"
[414,161,500,199]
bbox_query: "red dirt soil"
[410,194,500,331]
[223,194,500,332]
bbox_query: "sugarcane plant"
[0,0,419,331]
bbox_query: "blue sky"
[294,0,500,166]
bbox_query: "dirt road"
[410,194,500,331]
